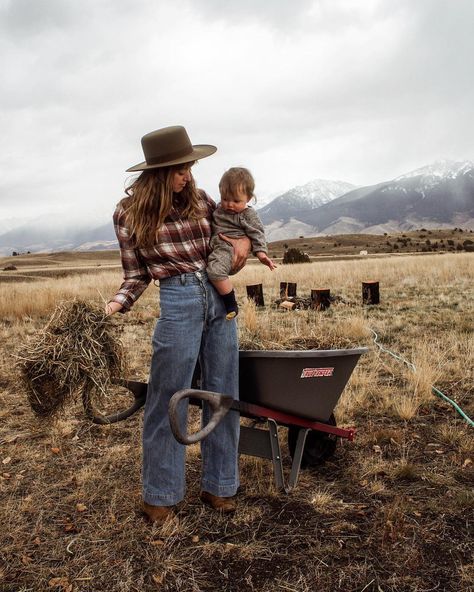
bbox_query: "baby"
[207,167,276,319]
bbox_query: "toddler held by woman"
[208,167,276,319]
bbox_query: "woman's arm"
[108,203,151,313]
[219,234,252,272]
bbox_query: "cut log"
[311,289,331,311]
[362,281,380,305]
[279,282,297,299]
[246,284,265,307]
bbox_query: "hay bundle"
[17,300,126,417]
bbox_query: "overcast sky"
[1,0,473,225]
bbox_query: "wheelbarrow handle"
[169,389,234,445]
[83,379,147,425]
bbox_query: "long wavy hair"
[120,163,204,248]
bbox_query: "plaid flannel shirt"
[110,190,215,312]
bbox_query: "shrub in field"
[282,248,310,264]
[462,239,474,251]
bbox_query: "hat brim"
[126,144,217,172]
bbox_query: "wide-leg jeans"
[142,269,239,506]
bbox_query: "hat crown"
[126,124,216,172]
[141,126,194,166]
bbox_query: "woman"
[107,126,249,524]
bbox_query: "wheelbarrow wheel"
[287,414,337,468]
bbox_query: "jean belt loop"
[180,273,186,285]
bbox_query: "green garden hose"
[370,329,474,428]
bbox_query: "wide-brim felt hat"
[126,125,217,172]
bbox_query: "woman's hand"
[105,301,123,316]
[219,234,251,273]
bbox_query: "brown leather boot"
[200,491,236,513]
[142,502,174,525]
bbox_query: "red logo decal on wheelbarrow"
[300,367,334,378]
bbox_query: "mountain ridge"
[260,159,474,240]
[0,159,473,254]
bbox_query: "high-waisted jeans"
[142,269,239,506]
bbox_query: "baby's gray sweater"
[211,206,268,253]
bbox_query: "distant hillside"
[0,217,117,256]
[2,229,472,282]
[266,227,474,258]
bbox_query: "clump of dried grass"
[16,299,125,416]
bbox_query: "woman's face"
[171,165,192,193]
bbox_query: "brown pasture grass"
[0,252,473,591]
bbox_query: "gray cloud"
[186,0,315,29]
[1,0,80,34]
[0,0,473,221]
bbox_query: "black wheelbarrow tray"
[90,347,368,492]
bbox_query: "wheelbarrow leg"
[267,419,285,491]
[287,427,310,490]
[238,419,310,493]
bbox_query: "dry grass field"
[0,251,473,591]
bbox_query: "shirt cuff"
[108,294,133,313]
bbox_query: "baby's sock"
[221,290,238,320]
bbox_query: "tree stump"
[246,284,265,307]
[362,281,380,305]
[279,282,297,299]
[311,289,331,311]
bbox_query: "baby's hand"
[256,252,277,270]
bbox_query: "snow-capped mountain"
[259,179,357,241]
[394,159,474,184]
[296,159,474,236]
[381,159,474,199]
[260,179,357,217]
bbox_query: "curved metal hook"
[169,389,234,445]
[82,379,147,425]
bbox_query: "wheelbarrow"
[86,348,368,492]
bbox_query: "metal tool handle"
[169,389,234,445]
[83,379,147,425]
